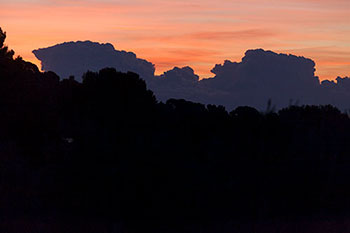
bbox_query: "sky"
[1,0,350,80]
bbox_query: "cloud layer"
[33,41,350,111]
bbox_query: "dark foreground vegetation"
[2,28,350,232]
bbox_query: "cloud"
[149,67,202,101]
[198,49,323,109]
[33,41,155,82]
[158,66,199,86]
[154,49,350,110]
[33,42,350,110]
[208,49,319,90]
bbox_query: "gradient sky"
[1,0,350,80]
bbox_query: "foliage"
[1,27,350,232]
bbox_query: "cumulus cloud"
[209,49,319,90]
[200,49,323,109]
[149,66,203,102]
[33,41,155,82]
[158,66,199,86]
[33,43,350,111]
[319,77,350,110]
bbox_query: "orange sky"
[1,0,350,80]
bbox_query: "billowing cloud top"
[200,49,322,109]
[33,41,155,81]
[150,66,202,102]
[209,49,319,91]
[159,66,199,86]
[33,42,350,111]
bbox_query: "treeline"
[2,28,350,232]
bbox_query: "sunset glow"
[1,0,350,80]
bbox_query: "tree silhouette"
[0,28,14,59]
[2,27,350,233]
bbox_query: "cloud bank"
[33,41,155,82]
[33,41,350,111]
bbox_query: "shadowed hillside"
[2,27,350,232]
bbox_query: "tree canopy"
[1,27,350,233]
